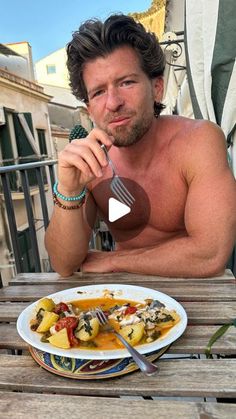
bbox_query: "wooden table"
[0,270,236,418]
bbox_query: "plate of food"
[17,284,187,360]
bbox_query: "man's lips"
[108,116,131,127]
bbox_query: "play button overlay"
[85,177,151,242]
[108,197,131,222]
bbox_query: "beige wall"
[35,48,69,88]
[80,109,93,132]
[52,132,70,155]
[0,79,50,120]
[0,79,53,156]
[35,51,93,133]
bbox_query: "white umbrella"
[185,0,236,273]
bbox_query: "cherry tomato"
[53,302,69,314]
[55,316,79,346]
[67,328,79,346]
[55,316,78,331]
[124,306,137,315]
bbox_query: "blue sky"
[0,0,151,62]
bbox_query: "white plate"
[17,284,187,360]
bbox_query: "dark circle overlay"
[85,177,151,242]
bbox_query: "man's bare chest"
[92,165,187,234]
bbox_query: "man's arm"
[82,122,236,277]
[45,128,113,276]
[45,197,95,277]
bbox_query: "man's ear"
[153,77,164,102]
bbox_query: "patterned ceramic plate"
[29,345,169,380]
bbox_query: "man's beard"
[104,111,153,148]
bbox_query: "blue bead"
[53,181,87,201]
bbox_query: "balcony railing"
[0,159,109,278]
[2,160,233,277]
[0,159,57,274]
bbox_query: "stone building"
[0,43,54,283]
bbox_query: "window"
[36,129,48,184]
[0,109,41,189]
[0,112,17,189]
[46,64,56,74]
[12,112,38,158]
[13,112,40,187]
[37,129,47,156]
[18,228,35,272]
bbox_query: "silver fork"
[101,144,135,207]
[92,307,158,376]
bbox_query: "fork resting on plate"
[92,307,158,376]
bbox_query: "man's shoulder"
[161,115,219,131]
[160,115,225,147]
[158,116,227,175]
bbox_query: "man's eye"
[92,90,104,98]
[121,80,135,86]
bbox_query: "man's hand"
[82,250,117,273]
[57,128,113,196]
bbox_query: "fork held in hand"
[93,307,158,376]
[101,144,135,207]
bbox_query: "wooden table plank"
[0,391,235,419]
[9,269,235,285]
[1,324,236,354]
[0,283,235,302]
[0,355,235,398]
[1,301,235,324]
[182,302,236,324]
[1,392,235,419]
[0,302,29,322]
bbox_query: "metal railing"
[0,159,57,273]
[2,159,232,276]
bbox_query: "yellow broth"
[70,297,141,350]
[70,297,141,312]
[69,297,174,351]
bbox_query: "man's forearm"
[45,206,91,276]
[110,236,226,278]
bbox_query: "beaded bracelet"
[53,181,87,201]
[53,193,86,210]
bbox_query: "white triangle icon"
[108,197,131,222]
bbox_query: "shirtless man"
[45,14,236,278]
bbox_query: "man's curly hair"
[67,14,165,116]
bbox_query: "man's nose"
[105,88,124,111]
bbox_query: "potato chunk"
[36,311,59,333]
[75,317,100,341]
[109,318,120,332]
[36,298,55,312]
[156,310,180,329]
[48,328,70,349]
[119,322,145,346]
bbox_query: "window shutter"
[12,112,39,159]
[0,109,17,189]
[37,129,47,156]
[0,115,14,161]
[12,112,39,186]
